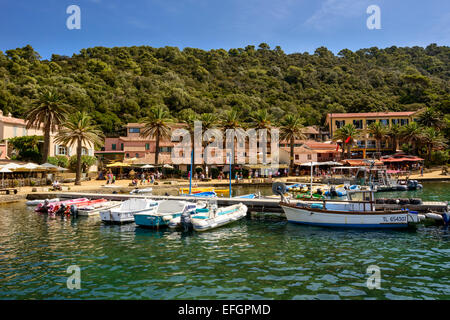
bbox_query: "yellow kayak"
[179,187,215,194]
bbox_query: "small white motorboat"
[134,200,198,228]
[191,203,248,232]
[130,187,153,194]
[26,198,60,206]
[99,198,158,223]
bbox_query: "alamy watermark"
[366,265,381,289]
[66,5,81,30]
[170,121,280,168]
[66,265,81,290]
[366,5,381,30]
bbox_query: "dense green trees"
[0,44,447,140]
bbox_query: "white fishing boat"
[191,203,248,232]
[26,198,60,206]
[77,201,121,216]
[274,182,420,229]
[99,198,158,223]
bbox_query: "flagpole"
[189,149,193,195]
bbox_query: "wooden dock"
[26,192,448,214]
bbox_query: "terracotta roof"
[327,111,417,119]
[303,126,320,135]
[0,116,27,125]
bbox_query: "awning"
[106,162,130,167]
[381,157,424,162]
[243,164,289,169]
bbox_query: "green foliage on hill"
[0,44,449,134]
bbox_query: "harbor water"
[0,182,449,300]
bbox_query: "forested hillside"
[0,43,449,134]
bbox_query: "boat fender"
[425,212,443,221]
[162,215,173,221]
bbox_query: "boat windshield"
[347,191,373,202]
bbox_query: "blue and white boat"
[134,200,198,228]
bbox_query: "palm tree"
[279,114,306,175]
[418,108,443,129]
[140,105,173,165]
[387,124,401,153]
[420,127,447,166]
[251,109,273,130]
[368,122,388,156]
[199,113,218,176]
[399,122,422,155]
[26,88,70,163]
[220,109,242,170]
[333,124,359,159]
[55,111,104,185]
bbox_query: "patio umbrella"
[141,164,155,169]
[0,167,12,187]
[163,164,174,169]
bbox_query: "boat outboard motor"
[330,186,338,197]
[39,199,50,213]
[56,204,66,216]
[272,182,287,202]
[180,207,192,232]
[70,204,78,218]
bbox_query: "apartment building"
[325,111,421,158]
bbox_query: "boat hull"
[192,204,248,232]
[282,204,418,229]
[134,213,181,228]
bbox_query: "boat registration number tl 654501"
[383,216,407,223]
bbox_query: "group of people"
[105,171,116,184]
[131,170,163,186]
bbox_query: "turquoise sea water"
[0,182,449,300]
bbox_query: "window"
[367,140,376,148]
[129,128,140,133]
[121,143,124,151]
[112,144,116,150]
[392,119,400,125]
[366,119,376,126]
[357,140,366,148]
[81,147,88,155]
[126,153,130,158]
[353,120,363,129]
[380,119,389,126]
[295,155,299,160]
[22,128,27,136]
[158,147,172,153]
[400,119,409,126]
[13,126,17,137]
[58,146,67,155]
[335,120,345,129]
[145,143,150,150]
[307,154,312,160]
[135,153,139,158]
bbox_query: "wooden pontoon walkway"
[26,192,448,214]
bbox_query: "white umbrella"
[3,163,22,170]
[163,164,174,169]
[141,164,154,169]
[0,167,12,187]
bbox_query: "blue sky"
[0,0,449,60]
